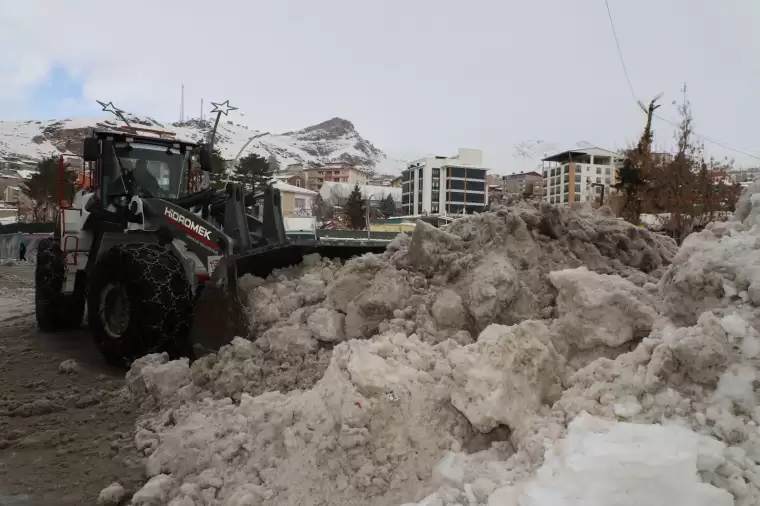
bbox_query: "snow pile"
[123,195,760,506]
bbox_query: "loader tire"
[35,237,85,331]
[87,243,193,367]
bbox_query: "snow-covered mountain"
[0,114,405,174]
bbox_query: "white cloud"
[1,0,759,171]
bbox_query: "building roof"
[272,181,317,196]
[541,147,621,162]
[504,171,542,179]
[305,163,371,174]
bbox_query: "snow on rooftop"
[272,181,317,195]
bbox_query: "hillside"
[0,114,405,174]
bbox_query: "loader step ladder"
[62,235,79,266]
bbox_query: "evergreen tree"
[209,148,228,189]
[22,154,76,222]
[344,183,366,229]
[380,194,397,217]
[231,152,274,193]
[311,194,334,224]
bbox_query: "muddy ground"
[0,264,144,506]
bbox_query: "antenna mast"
[180,84,185,122]
[201,98,204,120]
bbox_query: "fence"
[0,233,52,262]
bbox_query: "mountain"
[0,114,405,175]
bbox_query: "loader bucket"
[189,240,388,357]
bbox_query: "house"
[272,181,318,217]
[401,148,488,216]
[303,163,370,192]
[369,173,397,187]
[541,147,623,205]
[502,171,543,196]
[389,176,402,188]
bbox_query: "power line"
[603,0,760,162]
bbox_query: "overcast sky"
[1,0,758,173]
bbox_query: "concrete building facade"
[401,148,488,216]
[541,147,623,205]
[303,163,370,192]
[503,171,543,196]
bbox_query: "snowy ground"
[117,184,760,506]
[0,264,145,506]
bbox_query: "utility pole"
[180,84,185,122]
[200,98,204,120]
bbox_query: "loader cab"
[83,128,202,209]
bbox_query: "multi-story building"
[541,147,623,205]
[502,171,543,196]
[401,148,488,216]
[303,162,370,192]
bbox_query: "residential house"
[541,147,623,205]
[273,181,318,217]
[389,176,402,188]
[369,173,397,187]
[304,163,370,192]
[401,148,488,216]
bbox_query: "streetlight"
[365,191,382,239]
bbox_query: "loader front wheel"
[35,237,85,331]
[87,243,193,366]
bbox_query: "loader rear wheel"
[35,237,85,331]
[87,243,193,366]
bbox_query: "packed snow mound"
[123,189,760,506]
[406,412,734,506]
[659,180,760,330]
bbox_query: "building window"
[574,184,581,192]
[450,179,465,190]
[574,173,581,182]
[449,167,466,178]
[605,167,611,175]
[468,193,485,204]
[596,167,601,174]
[294,198,306,209]
[432,168,440,178]
[563,194,569,203]
[468,181,485,192]
[605,177,611,185]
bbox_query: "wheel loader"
[35,123,388,366]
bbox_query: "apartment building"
[303,163,370,192]
[401,148,488,216]
[541,147,623,205]
[503,171,543,196]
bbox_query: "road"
[0,262,144,506]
